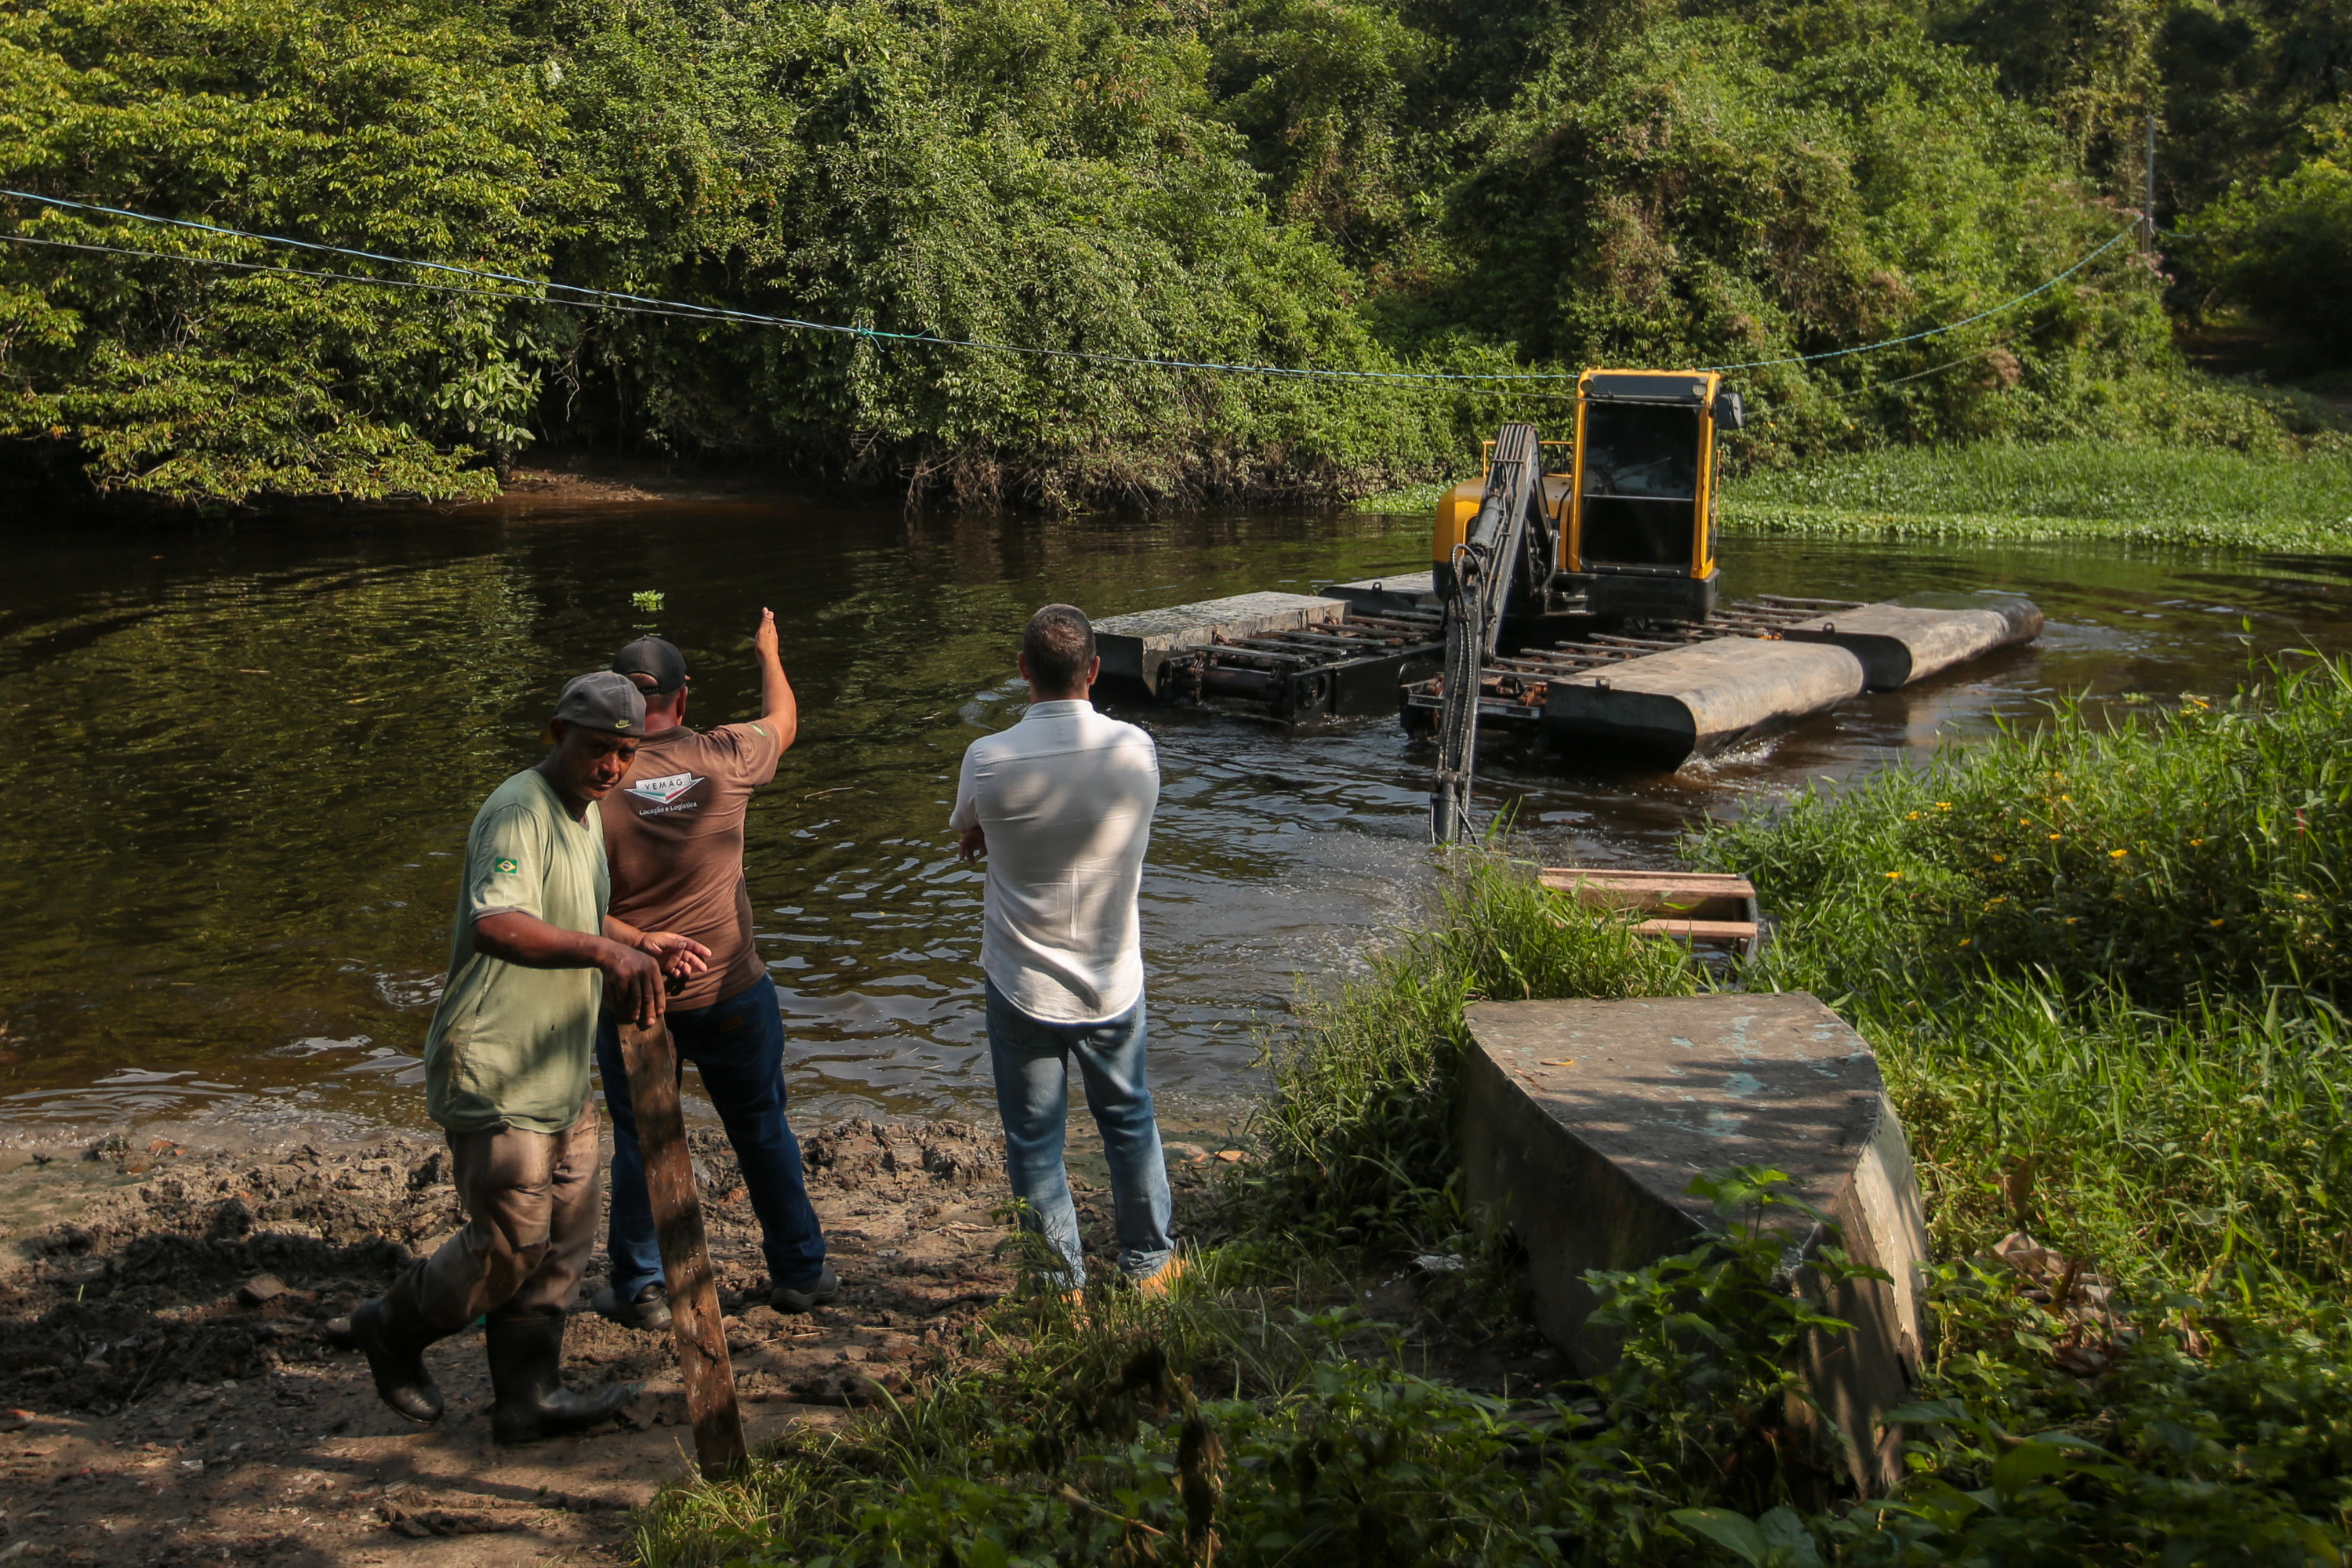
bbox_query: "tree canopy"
[0,0,2339,506]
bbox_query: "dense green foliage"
[0,0,575,501]
[2,0,2342,504]
[2183,110,2352,365]
[1706,662,2352,1008]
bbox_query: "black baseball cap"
[543,670,648,742]
[612,636,689,695]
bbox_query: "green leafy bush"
[0,0,582,501]
[2187,110,2352,368]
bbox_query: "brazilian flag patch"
[494,857,520,873]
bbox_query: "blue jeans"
[986,978,1174,1286]
[596,975,826,1299]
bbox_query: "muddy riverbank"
[0,1120,1225,1566]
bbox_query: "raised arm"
[754,607,798,751]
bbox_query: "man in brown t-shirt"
[591,611,836,1326]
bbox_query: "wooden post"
[618,1018,748,1479]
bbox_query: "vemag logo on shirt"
[624,771,703,806]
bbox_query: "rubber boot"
[485,1314,642,1445]
[349,1262,450,1425]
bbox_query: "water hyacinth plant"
[1719,441,2352,549]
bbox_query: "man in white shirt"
[951,604,1178,1291]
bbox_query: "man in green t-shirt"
[350,671,712,1444]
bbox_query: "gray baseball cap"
[543,670,648,742]
[612,635,689,695]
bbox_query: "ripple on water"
[2,506,2350,1136]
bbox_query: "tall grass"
[1240,860,1697,1257]
[1359,440,2352,547]
[1719,440,2352,547]
[1700,657,2352,1008]
[1687,654,2352,1295]
[1871,983,2352,1288]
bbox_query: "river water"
[4,495,2350,1145]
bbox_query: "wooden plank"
[619,1018,748,1480]
[1632,917,1760,941]
[1540,869,1755,898]
[1534,869,1759,907]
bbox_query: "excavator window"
[1578,401,1700,568]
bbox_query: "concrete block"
[1093,592,1345,697]
[1458,992,1929,1490]
[1542,639,1866,766]
[1780,599,2043,690]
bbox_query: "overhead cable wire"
[0,230,829,330]
[1696,230,2136,372]
[0,187,2134,387]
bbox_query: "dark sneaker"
[770,1265,840,1314]
[592,1281,672,1332]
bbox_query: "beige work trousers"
[414,1098,601,1331]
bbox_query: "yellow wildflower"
[2211,918,2226,927]
[1886,871,1903,880]
[2049,833,2062,840]
[2110,849,2128,859]
[1991,855,2007,864]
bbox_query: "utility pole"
[2143,114,2158,257]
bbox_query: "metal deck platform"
[1095,593,1445,722]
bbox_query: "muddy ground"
[0,1119,1227,1567]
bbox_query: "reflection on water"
[3,495,2351,1141]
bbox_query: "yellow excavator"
[1432,368,1741,625]
[1100,364,2038,841]
[1428,369,1744,838]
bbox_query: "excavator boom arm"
[1431,423,1544,844]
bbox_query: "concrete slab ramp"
[1458,992,1929,1491]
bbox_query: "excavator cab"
[1432,368,1742,625]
